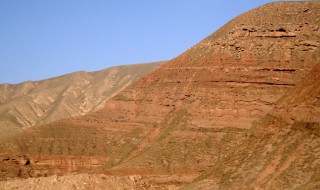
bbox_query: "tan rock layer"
[0,61,164,139]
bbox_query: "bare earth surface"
[0,173,153,190]
[182,63,320,190]
[0,2,319,189]
[0,61,164,140]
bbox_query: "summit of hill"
[0,2,319,189]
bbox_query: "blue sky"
[1,0,284,84]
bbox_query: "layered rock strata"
[184,63,320,190]
[0,2,319,187]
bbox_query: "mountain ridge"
[0,2,319,189]
[0,61,165,139]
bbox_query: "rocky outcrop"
[0,2,319,188]
[0,154,108,179]
[0,62,164,139]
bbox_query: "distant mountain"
[0,61,165,139]
[0,2,319,189]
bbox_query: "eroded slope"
[184,63,320,190]
[0,2,319,187]
[0,62,164,139]
[104,1,320,181]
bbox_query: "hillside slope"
[103,1,319,181]
[184,62,320,190]
[0,2,319,187]
[0,62,164,139]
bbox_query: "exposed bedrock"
[0,2,319,186]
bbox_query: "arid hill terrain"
[0,2,319,189]
[0,62,164,139]
[182,62,320,190]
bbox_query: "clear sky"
[1,0,287,84]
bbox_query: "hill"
[0,61,164,139]
[184,62,320,189]
[0,1,319,189]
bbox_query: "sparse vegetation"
[0,2,320,189]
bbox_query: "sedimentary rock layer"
[0,2,319,187]
[184,63,320,190]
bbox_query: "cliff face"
[0,2,319,188]
[0,62,164,139]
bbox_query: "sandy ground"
[0,173,151,190]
